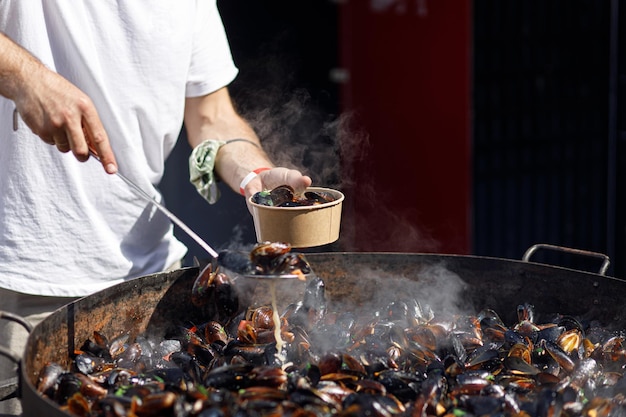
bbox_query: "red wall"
[338,0,472,254]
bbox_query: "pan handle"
[0,311,33,402]
[522,243,611,276]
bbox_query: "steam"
[236,88,442,252]
[327,263,471,317]
[240,88,362,190]
[305,262,473,355]
[231,54,441,252]
[222,224,249,252]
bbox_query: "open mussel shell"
[250,190,274,206]
[303,190,336,205]
[269,185,295,207]
[250,242,292,266]
[251,185,295,207]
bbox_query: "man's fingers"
[277,169,312,194]
[256,168,312,195]
[82,115,117,174]
[285,170,312,193]
[54,133,71,153]
[65,121,90,162]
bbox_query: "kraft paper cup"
[249,187,344,248]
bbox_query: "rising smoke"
[227,20,441,253]
[236,86,364,191]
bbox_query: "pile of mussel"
[37,254,626,416]
[251,185,336,207]
[248,241,311,278]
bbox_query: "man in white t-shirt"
[0,2,311,413]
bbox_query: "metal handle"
[0,311,33,401]
[522,243,611,276]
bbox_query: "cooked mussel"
[251,185,337,207]
[249,241,312,277]
[251,185,295,207]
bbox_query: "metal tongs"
[89,150,313,280]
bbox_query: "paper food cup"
[249,187,344,248]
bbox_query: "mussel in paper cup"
[249,186,344,248]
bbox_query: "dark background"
[160,0,626,279]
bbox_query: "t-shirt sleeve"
[186,0,239,97]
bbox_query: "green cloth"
[189,139,225,204]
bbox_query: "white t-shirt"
[0,1,239,296]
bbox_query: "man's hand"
[0,32,117,174]
[184,88,313,209]
[244,167,312,200]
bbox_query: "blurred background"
[160,0,625,278]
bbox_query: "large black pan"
[16,247,626,416]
